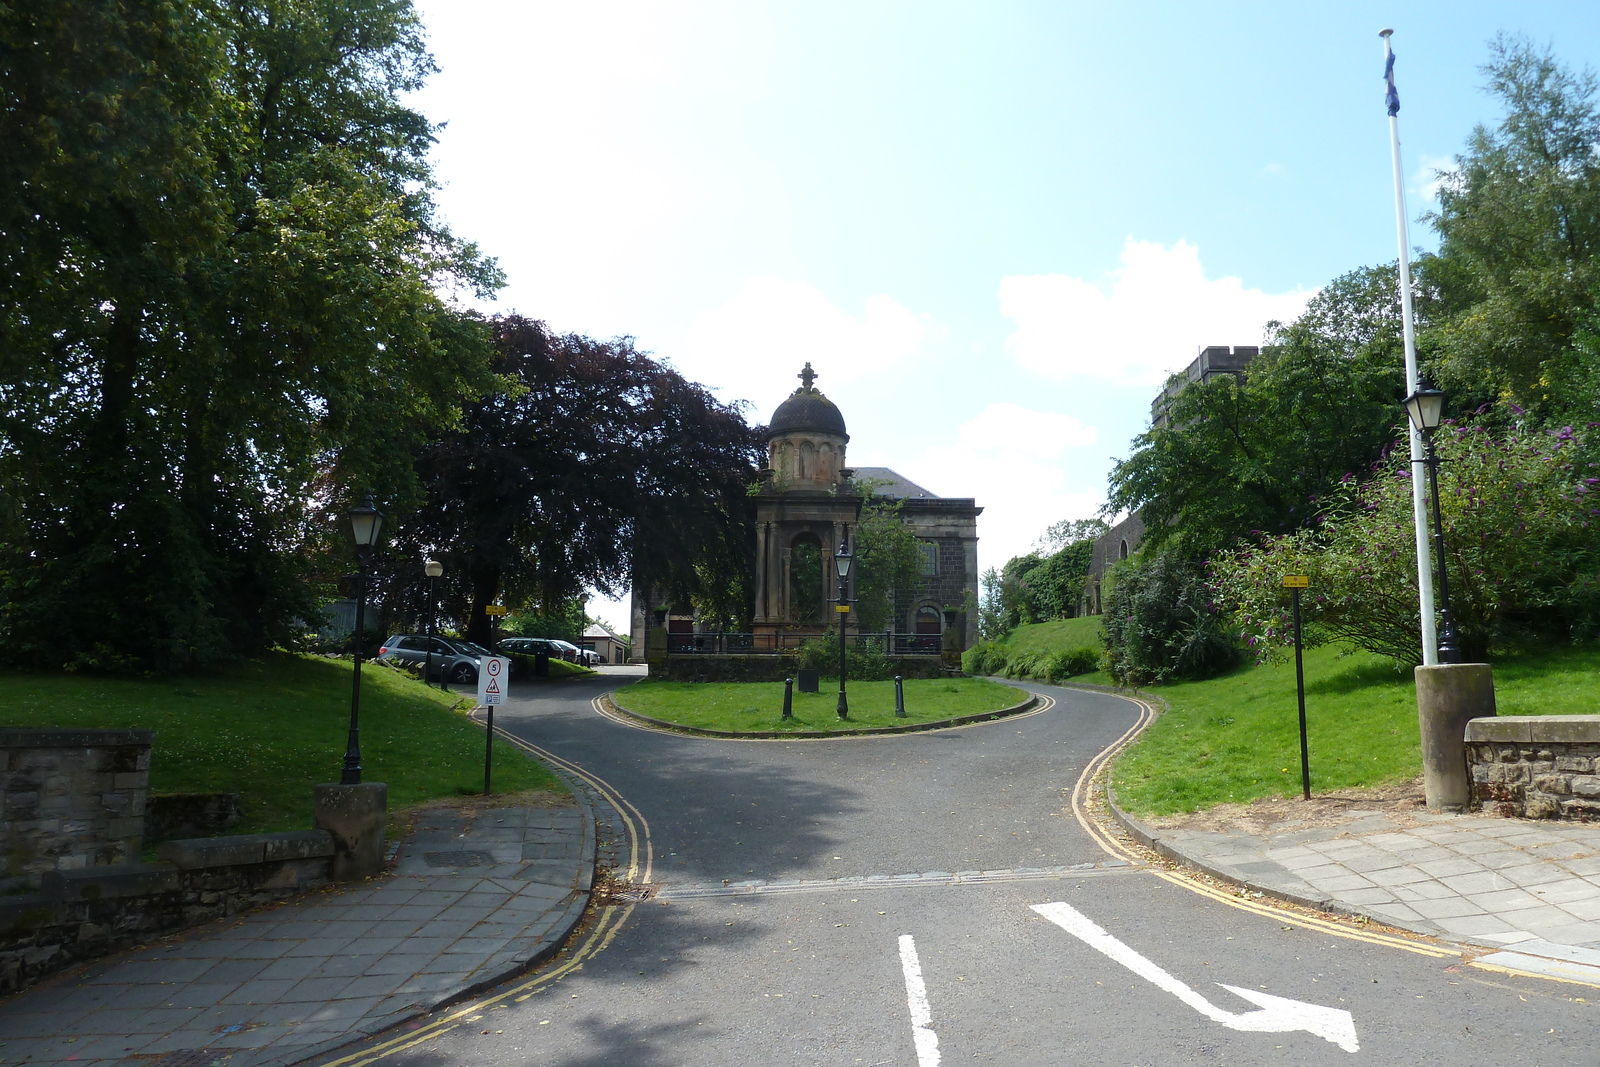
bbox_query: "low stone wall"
[146,792,242,842]
[0,830,333,994]
[651,655,950,682]
[1466,716,1600,820]
[1,729,153,892]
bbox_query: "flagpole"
[1380,28,1439,666]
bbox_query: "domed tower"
[752,364,863,633]
[766,362,849,490]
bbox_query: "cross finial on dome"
[798,362,817,391]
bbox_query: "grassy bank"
[965,616,1112,685]
[1112,642,1600,816]
[0,653,564,834]
[611,677,1028,734]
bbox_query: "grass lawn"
[0,653,564,835]
[1111,642,1600,817]
[1001,616,1105,657]
[611,677,1029,734]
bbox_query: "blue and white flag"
[1384,51,1400,116]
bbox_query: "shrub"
[961,642,1006,676]
[1102,549,1240,686]
[1045,647,1099,682]
[1212,418,1600,663]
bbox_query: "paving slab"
[1108,795,1600,978]
[0,794,594,1067]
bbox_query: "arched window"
[1119,539,1129,560]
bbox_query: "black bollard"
[894,674,906,717]
[782,676,794,719]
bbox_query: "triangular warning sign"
[485,676,501,696]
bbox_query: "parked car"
[377,634,483,684]
[498,636,562,660]
[548,639,584,663]
[576,648,603,667]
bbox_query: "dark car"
[378,634,483,684]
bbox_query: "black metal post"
[836,611,849,720]
[1423,435,1462,664]
[782,677,793,719]
[894,674,905,717]
[341,550,368,785]
[1292,586,1310,801]
[484,703,495,796]
[424,574,438,689]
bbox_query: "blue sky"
[408,1,1600,628]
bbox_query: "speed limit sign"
[477,656,509,706]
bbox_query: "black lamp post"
[424,558,443,689]
[342,494,384,785]
[835,541,853,720]
[1403,381,1462,664]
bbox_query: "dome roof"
[767,362,847,439]
[769,389,847,438]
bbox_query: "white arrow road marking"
[1031,901,1359,1053]
[897,934,941,1067]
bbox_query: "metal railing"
[665,631,944,655]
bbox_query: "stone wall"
[0,830,333,993]
[1,729,153,892]
[1465,716,1600,820]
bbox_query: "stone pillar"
[313,782,387,880]
[1415,663,1496,812]
[754,522,769,622]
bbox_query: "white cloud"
[1261,162,1286,178]
[1411,153,1458,206]
[998,239,1316,387]
[858,402,1101,573]
[678,277,928,409]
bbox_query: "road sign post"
[1282,576,1311,800]
[477,656,509,795]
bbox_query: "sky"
[406,1,1600,631]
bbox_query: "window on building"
[919,542,938,576]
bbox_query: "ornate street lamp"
[424,558,443,689]
[342,494,384,784]
[835,541,853,720]
[1403,381,1461,664]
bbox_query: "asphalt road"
[328,669,1595,1067]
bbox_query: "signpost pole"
[1287,580,1311,801]
[477,655,507,796]
[484,703,494,796]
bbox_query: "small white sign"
[477,656,510,706]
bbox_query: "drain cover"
[423,849,494,868]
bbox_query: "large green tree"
[0,0,496,670]
[1106,265,1414,558]
[1429,35,1600,417]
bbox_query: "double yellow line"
[1066,686,1455,959]
[316,706,653,1067]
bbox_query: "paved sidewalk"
[1113,802,1600,984]
[0,798,594,1067]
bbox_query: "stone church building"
[631,365,981,655]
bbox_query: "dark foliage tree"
[389,316,763,646]
[852,494,926,633]
[0,0,497,671]
[1101,549,1239,686]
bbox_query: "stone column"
[754,522,769,622]
[1416,663,1497,811]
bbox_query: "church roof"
[850,467,939,499]
[768,362,848,439]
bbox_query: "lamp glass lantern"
[1403,383,1445,433]
[349,495,384,547]
[834,543,853,579]
[424,558,443,578]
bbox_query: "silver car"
[378,634,482,684]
